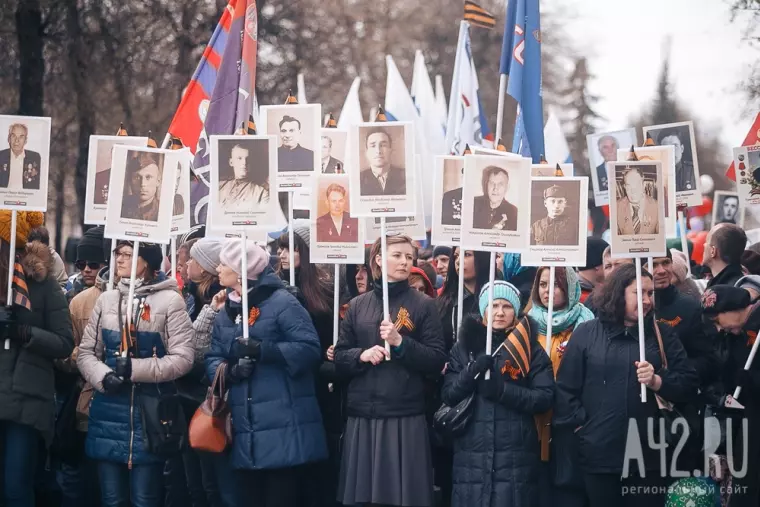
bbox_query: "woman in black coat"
[335,234,447,507]
[554,264,698,507]
[442,281,554,507]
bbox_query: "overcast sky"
[562,0,757,150]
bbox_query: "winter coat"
[335,280,447,419]
[655,284,717,387]
[441,315,554,507]
[706,263,745,289]
[553,317,698,474]
[0,241,74,445]
[205,268,328,470]
[77,275,194,465]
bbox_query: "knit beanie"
[0,211,44,248]
[292,225,311,248]
[139,243,164,272]
[582,237,608,270]
[77,226,106,263]
[190,238,224,274]
[433,246,452,258]
[479,281,522,317]
[701,285,751,316]
[219,239,269,280]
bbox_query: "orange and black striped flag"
[169,136,184,150]
[146,131,158,148]
[116,123,128,136]
[626,145,638,162]
[643,132,655,147]
[284,90,298,105]
[12,260,31,311]
[246,114,257,134]
[464,1,496,29]
[374,106,388,122]
[324,113,337,129]
[554,164,564,177]
[502,317,532,377]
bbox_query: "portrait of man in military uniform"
[615,166,660,235]
[121,151,164,222]
[277,115,315,172]
[440,158,464,226]
[530,183,580,246]
[0,123,41,190]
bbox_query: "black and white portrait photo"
[530,181,581,246]
[217,139,270,213]
[85,135,147,225]
[121,150,165,222]
[586,128,636,206]
[713,191,742,226]
[643,121,701,205]
[358,125,406,196]
[460,154,530,253]
[472,165,518,231]
[0,115,51,212]
[321,129,347,174]
[208,135,278,232]
[171,149,191,235]
[608,161,666,258]
[104,145,179,244]
[261,104,320,189]
[431,156,464,246]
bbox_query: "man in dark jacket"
[578,237,608,304]
[703,223,747,288]
[649,254,716,386]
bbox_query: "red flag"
[726,112,760,181]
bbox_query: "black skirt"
[337,415,434,506]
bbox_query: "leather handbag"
[189,362,232,453]
[433,391,475,439]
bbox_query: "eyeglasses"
[115,252,133,261]
[75,260,103,271]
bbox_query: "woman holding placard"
[205,240,327,507]
[335,234,446,507]
[276,226,347,506]
[77,241,194,507]
[526,267,594,507]
[0,211,74,507]
[554,264,698,506]
[442,280,554,507]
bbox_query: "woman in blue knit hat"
[442,280,554,507]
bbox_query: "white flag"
[543,110,572,165]
[297,73,308,104]
[338,77,364,129]
[435,74,448,132]
[411,50,446,156]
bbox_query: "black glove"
[102,372,126,395]
[469,353,494,376]
[478,375,505,402]
[0,306,15,327]
[232,337,262,360]
[228,358,256,383]
[115,356,132,381]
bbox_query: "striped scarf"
[12,259,31,311]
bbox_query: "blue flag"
[499,0,544,161]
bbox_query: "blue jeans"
[0,421,40,507]
[97,461,163,507]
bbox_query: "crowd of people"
[0,213,758,507]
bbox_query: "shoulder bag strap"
[653,321,667,369]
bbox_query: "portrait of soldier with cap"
[530,182,580,246]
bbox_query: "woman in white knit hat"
[205,239,327,507]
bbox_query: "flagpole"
[4,210,17,350]
[495,75,508,147]
[677,210,691,277]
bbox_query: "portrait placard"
[522,177,588,267]
[260,104,321,191]
[365,156,426,242]
[431,156,464,246]
[460,154,531,253]
[531,163,574,177]
[104,145,179,244]
[642,121,701,206]
[617,145,677,236]
[469,146,523,160]
[208,135,278,232]
[0,115,51,212]
[309,174,365,264]
[712,191,743,228]
[171,148,192,235]
[733,145,760,206]
[319,129,348,174]
[204,227,271,246]
[608,161,666,258]
[348,121,416,217]
[85,135,149,225]
[586,128,637,207]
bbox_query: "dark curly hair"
[595,263,652,324]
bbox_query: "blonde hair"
[369,234,414,280]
